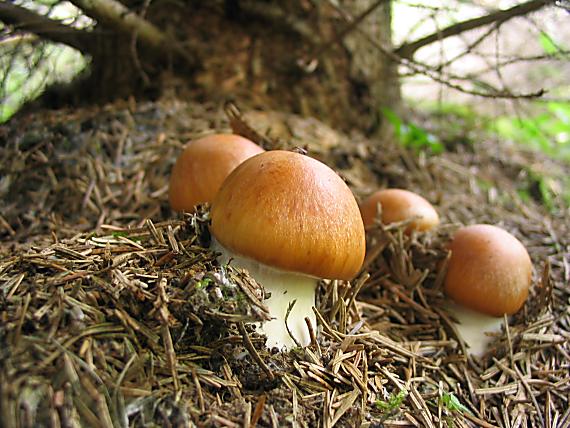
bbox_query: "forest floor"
[0,98,568,427]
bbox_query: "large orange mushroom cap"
[444,224,532,317]
[360,188,439,232]
[169,134,264,212]
[211,150,365,280]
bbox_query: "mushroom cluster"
[169,132,534,358]
[358,186,532,357]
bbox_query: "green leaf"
[195,278,212,289]
[376,390,407,413]
[548,102,570,124]
[539,32,561,56]
[382,109,444,154]
[440,392,472,415]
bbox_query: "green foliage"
[539,32,559,56]
[492,102,570,162]
[195,277,212,290]
[518,167,568,215]
[375,389,408,413]
[412,99,569,211]
[111,231,130,238]
[440,392,471,414]
[419,99,570,163]
[438,391,472,428]
[538,31,566,57]
[383,108,445,154]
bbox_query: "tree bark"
[338,0,402,131]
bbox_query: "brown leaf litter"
[0,98,568,427]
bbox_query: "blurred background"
[1,0,569,164]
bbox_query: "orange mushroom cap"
[169,134,264,211]
[211,150,365,280]
[360,188,439,232]
[444,224,532,317]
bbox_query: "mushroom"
[169,134,264,212]
[210,150,365,349]
[360,189,439,232]
[443,224,532,357]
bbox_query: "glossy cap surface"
[360,188,439,232]
[444,224,532,316]
[211,150,365,280]
[169,134,264,211]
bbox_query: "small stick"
[250,394,267,427]
[285,300,302,348]
[504,313,514,367]
[305,316,320,356]
[237,322,275,381]
[191,368,205,413]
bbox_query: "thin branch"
[399,49,570,80]
[0,2,92,53]
[401,59,546,99]
[69,0,165,49]
[479,51,570,70]
[439,23,501,69]
[309,0,391,59]
[395,0,552,59]
[323,1,549,100]
[349,18,547,100]
[69,0,197,66]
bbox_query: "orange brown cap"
[169,134,264,211]
[360,188,439,232]
[444,224,532,317]
[211,150,365,280]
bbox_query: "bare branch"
[0,3,92,53]
[403,61,546,99]
[395,0,552,59]
[69,0,196,66]
[439,23,501,69]
[69,0,165,50]
[346,19,547,100]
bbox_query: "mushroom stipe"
[211,150,365,349]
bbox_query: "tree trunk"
[339,0,401,131]
[36,1,403,133]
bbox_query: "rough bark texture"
[339,0,402,131]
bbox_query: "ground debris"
[1,98,568,427]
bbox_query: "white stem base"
[444,301,505,358]
[212,239,317,349]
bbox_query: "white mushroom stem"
[212,239,317,349]
[444,301,505,358]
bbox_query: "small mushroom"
[169,134,264,211]
[211,150,365,349]
[444,224,532,356]
[360,188,439,232]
